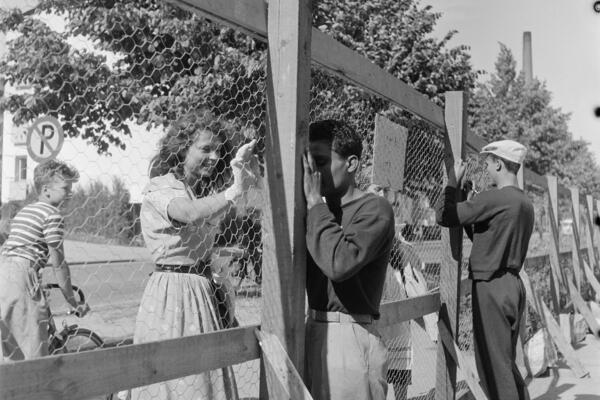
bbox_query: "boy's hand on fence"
[454,159,466,184]
[302,151,323,209]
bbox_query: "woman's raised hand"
[227,140,259,199]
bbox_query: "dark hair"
[489,154,521,174]
[33,159,79,193]
[149,109,233,196]
[309,120,363,159]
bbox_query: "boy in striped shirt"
[0,160,89,361]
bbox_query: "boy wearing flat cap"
[436,139,533,400]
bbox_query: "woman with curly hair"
[131,109,258,400]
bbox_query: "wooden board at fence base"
[438,319,488,400]
[583,259,600,299]
[372,114,408,191]
[255,329,314,400]
[520,270,588,378]
[0,325,261,400]
[566,277,600,337]
[539,300,589,377]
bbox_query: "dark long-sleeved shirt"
[435,185,534,281]
[306,193,395,318]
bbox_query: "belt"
[309,310,374,324]
[155,261,211,276]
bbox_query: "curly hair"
[33,159,79,194]
[309,119,363,159]
[149,109,234,196]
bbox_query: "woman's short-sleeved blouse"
[141,173,221,265]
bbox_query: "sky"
[424,0,600,162]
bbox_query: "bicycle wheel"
[50,327,113,400]
[51,326,104,353]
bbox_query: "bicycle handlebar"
[43,283,85,303]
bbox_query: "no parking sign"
[26,116,65,163]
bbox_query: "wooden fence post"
[570,188,584,292]
[567,187,600,337]
[435,91,467,400]
[261,0,312,397]
[545,175,565,313]
[585,195,600,275]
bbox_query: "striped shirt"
[1,201,65,266]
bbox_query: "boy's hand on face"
[302,151,324,210]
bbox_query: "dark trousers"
[472,271,530,400]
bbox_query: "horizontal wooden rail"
[379,278,471,328]
[379,292,440,327]
[170,0,445,130]
[0,325,260,400]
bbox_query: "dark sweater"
[435,185,534,281]
[306,193,395,318]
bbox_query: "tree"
[469,44,600,195]
[0,0,478,195]
[0,0,266,153]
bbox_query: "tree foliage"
[0,0,478,201]
[0,0,265,153]
[469,44,600,195]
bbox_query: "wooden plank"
[372,115,408,191]
[585,195,600,274]
[261,0,312,392]
[545,175,565,313]
[566,277,600,337]
[539,300,588,377]
[438,319,488,400]
[435,91,467,400]
[255,330,313,400]
[310,29,445,130]
[379,277,471,329]
[583,259,600,296]
[169,0,446,130]
[0,325,260,400]
[379,292,440,327]
[570,188,584,291]
[166,0,268,41]
[520,271,587,377]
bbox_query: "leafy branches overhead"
[0,0,266,153]
[313,0,478,104]
[1,0,476,164]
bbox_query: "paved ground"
[528,334,600,400]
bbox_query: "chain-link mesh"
[1,2,265,398]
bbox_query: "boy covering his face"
[302,120,395,400]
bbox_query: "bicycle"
[44,283,113,400]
